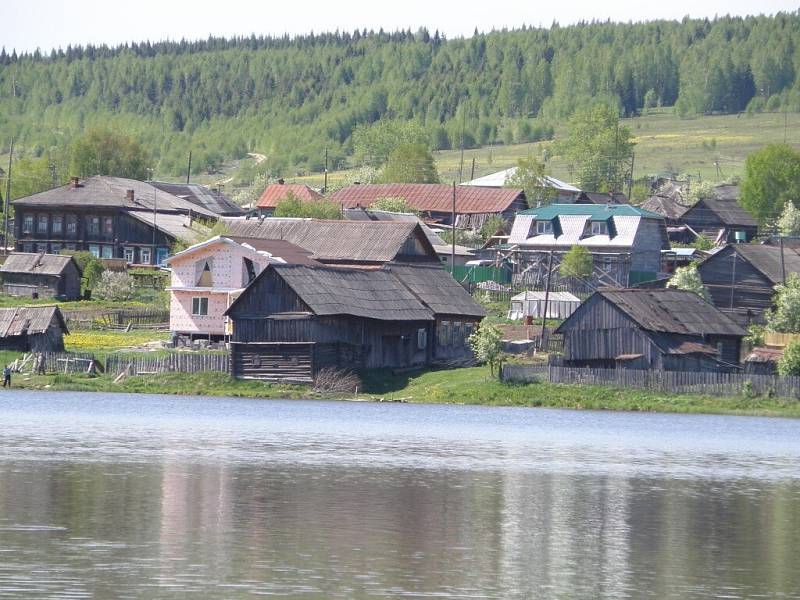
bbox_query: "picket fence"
[501,364,800,399]
[106,352,229,375]
[11,351,99,375]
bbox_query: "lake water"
[0,390,798,599]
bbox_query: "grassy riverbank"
[4,366,799,418]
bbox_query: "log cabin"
[0,253,82,300]
[225,262,484,382]
[12,176,216,265]
[555,289,747,372]
[0,306,68,353]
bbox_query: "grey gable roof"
[149,181,245,216]
[0,306,68,337]
[728,244,800,284]
[221,218,437,263]
[1,253,79,276]
[12,176,217,219]
[595,289,746,337]
[385,263,486,318]
[272,264,434,322]
[689,196,757,227]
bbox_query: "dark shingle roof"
[273,264,434,321]
[641,195,693,220]
[596,289,746,337]
[692,196,757,227]
[12,176,217,219]
[385,263,486,318]
[127,211,213,244]
[221,218,436,263]
[729,244,800,284]
[0,306,68,337]
[329,183,525,214]
[149,181,245,216]
[1,253,78,276]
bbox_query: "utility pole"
[451,182,456,269]
[539,250,554,350]
[323,148,328,194]
[3,138,14,254]
[458,108,467,183]
[186,151,192,184]
[627,152,635,200]
[147,167,157,265]
[780,235,786,283]
[470,157,476,181]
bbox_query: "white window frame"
[591,221,608,235]
[535,220,553,235]
[192,297,209,316]
[140,248,151,265]
[123,247,135,263]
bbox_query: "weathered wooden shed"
[0,306,69,353]
[1,253,82,300]
[697,244,800,318]
[226,262,484,382]
[555,289,747,372]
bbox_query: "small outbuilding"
[0,253,82,300]
[555,289,747,372]
[508,291,581,320]
[0,306,69,353]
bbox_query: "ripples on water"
[0,390,799,599]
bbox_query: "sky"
[5,0,798,54]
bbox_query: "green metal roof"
[519,203,664,220]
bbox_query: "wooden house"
[166,236,319,340]
[329,183,527,229]
[0,253,82,300]
[0,306,68,353]
[12,176,216,265]
[555,289,747,372]
[149,181,245,216]
[221,218,441,266]
[696,244,800,318]
[225,262,484,382]
[575,191,629,205]
[506,204,670,288]
[255,180,325,216]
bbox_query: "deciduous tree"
[667,263,711,302]
[740,144,800,226]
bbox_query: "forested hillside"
[1,13,799,177]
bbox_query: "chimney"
[69,176,80,188]
[278,178,285,185]
[126,189,135,201]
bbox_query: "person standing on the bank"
[2,365,11,388]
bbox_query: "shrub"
[93,271,136,301]
[778,340,800,376]
[313,367,361,394]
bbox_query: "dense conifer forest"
[1,13,799,177]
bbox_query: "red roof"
[329,184,525,214]
[256,183,324,209]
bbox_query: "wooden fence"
[62,307,170,331]
[10,351,99,375]
[501,364,800,399]
[106,352,229,376]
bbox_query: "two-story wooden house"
[12,176,217,265]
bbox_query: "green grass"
[291,109,800,191]
[7,365,798,418]
[64,330,171,353]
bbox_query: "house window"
[66,215,77,236]
[124,247,135,263]
[22,215,34,235]
[50,243,62,254]
[716,342,724,356]
[192,297,209,316]
[36,243,48,253]
[140,248,151,264]
[37,214,48,234]
[52,215,63,235]
[22,243,34,253]
[417,328,428,350]
[103,217,114,237]
[88,244,100,258]
[591,221,608,235]
[101,245,113,259]
[243,257,257,285]
[87,216,100,237]
[65,243,76,251]
[535,220,553,235]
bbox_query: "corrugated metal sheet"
[256,184,324,209]
[329,184,524,214]
[0,253,77,276]
[128,211,212,244]
[730,244,800,283]
[149,181,244,216]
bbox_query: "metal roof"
[127,210,213,244]
[329,183,525,214]
[596,289,746,337]
[0,306,68,337]
[272,264,434,322]
[149,181,245,216]
[461,168,581,192]
[256,183,324,209]
[519,203,662,219]
[221,218,437,263]
[726,244,800,283]
[1,253,79,276]
[12,176,218,219]
[510,291,580,302]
